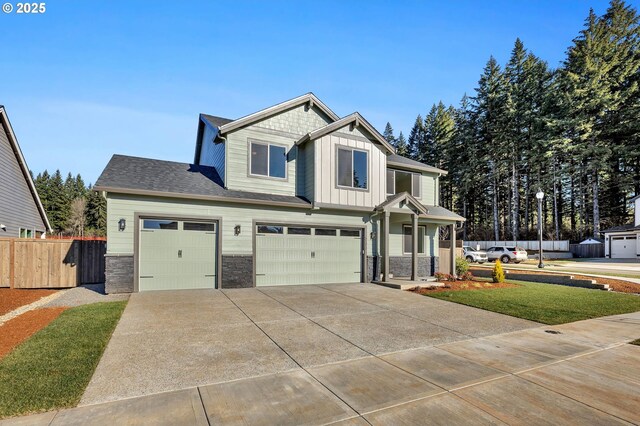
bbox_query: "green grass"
[427,280,640,325]
[0,301,127,419]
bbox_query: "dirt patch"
[0,307,66,359]
[410,280,519,294]
[471,267,640,294]
[0,289,58,316]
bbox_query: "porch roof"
[375,192,465,223]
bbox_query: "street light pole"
[536,189,545,268]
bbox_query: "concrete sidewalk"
[2,310,639,425]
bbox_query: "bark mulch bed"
[470,267,640,294]
[0,308,67,359]
[410,280,519,294]
[0,289,58,316]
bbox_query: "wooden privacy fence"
[0,238,106,289]
[569,243,605,258]
[438,247,463,274]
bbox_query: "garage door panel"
[139,219,217,291]
[256,225,362,286]
[611,235,637,259]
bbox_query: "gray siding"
[225,104,332,197]
[0,122,46,237]
[199,124,226,185]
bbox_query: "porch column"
[449,223,456,276]
[411,213,418,280]
[383,211,390,281]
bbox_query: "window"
[402,225,426,254]
[288,227,311,235]
[257,225,284,234]
[250,142,286,179]
[143,220,178,230]
[337,148,368,189]
[315,228,337,236]
[387,169,421,198]
[340,229,361,237]
[184,222,215,232]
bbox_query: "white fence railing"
[464,240,570,252]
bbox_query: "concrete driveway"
[8,284,640,425]
[81,283,538,405]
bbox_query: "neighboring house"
[0,106,51,238]
[602,195,640,259]
[94,93,464,293]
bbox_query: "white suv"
[486,246,528,264]
[462,246,488,263]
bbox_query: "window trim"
[247,139,289,181]
[335,146,369,192]
[387,169,422,199]
[402,224,427,255]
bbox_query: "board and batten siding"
[313,129,387,208]
[198,124,226,184]
[225,104,332,197]
[0,122,46,238]
[106,193,374,256]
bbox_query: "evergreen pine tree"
[395,131,409,157]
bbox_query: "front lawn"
[0,301,127,419]
[426,280,640,325]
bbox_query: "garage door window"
[184,222,215,232]
[340,229,360,237]
[288,227,311,235]
[143,220,178,230]
[315,228,337,236]
[257,225,284,234]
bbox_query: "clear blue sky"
[1,0,627,184]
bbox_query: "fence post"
[9,239,15,289]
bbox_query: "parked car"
[486,246,528,264]
[462,246,488,263]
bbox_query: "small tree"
[492,259,505,283]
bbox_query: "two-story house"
[94,94,464,293]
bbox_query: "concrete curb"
[0,291,66,326]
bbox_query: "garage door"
[139,218,217,291]
[255,224,362,286]
[611,235,637,259]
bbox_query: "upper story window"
[250,141,287,179]
[337,148,368,190]
[387,169,421,198]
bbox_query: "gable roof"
[0,106,52,232]
[201,114,233,128]
[376,192,428,215]
[215,93,340,135]
[296,112,396,154]
[387,154,448,175]
[94,155,311,208]
[602,223,640,233]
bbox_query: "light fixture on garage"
[370,231,376,240]
[234,225,241,236]
[118,218,126,232]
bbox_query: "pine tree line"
[385,0,640,243]
[32,170,106,236]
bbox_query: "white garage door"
[138,218,218,291]
[255,224,362,286]
[610,235,637,259]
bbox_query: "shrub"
[492,259,505,283]
[455,257,470,276]
[459,271,474,281]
